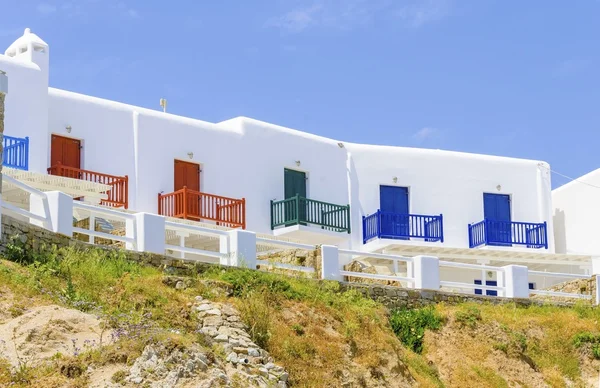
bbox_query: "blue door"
[380,186,409,239]
[483,193,511,245]
[474,280,498,296]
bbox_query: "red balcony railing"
[158,187,246,229]
[47,163,129,209]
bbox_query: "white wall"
[0,55,48,173]
[553,169,600,255]
[45,92,350,234]
[42,88,554,250]
[47,89,138,207]
[346,144,555,251]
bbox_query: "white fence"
[1,189,598,305]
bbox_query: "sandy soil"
[0,304,109,367]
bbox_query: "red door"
[174,160,201,219]
[174,160,200,191]
[51,135,81,169]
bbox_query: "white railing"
[528,270,594,300]
[73,202,137,249]
[164,221,230,262]
[255,237,317,273]
[1,178,598,305]
[1,175,51,229]
[439,260,506,296]
[338,248,415,284]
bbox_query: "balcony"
[48,163,128,209]
[158,187,246,228]
[270,195,350,243]
[363,211,444,244]
[468,219,548,249]
[3,135,29,170]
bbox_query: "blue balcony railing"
[363,210,444,244]
[468,219,548,249]
[3,135,29,170]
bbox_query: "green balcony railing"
[270,194,351,233]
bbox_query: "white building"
[553,169,600,257]
[1,28,592,291]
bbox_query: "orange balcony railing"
[47,163,129,209]
[158,187,246,229]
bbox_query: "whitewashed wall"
[0,55,48,173]
[46,93,350,234]
[346,144,555,251]
[553,169,600,255]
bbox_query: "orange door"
[51,135,81,169]
[174,160,200,191]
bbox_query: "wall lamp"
[187,152,194,159]
[393,176,398,183]
[66,125,72,133]
[337,142,344,148]
[295,160,301,167]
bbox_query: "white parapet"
[413,255,440,290]
[30,191,73,235]
[321,245,342,281]
[127,212,165,253]
[503,264,529,298]
[222,229,257,268]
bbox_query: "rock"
[195,296,204,302]
[199,326,218,337]
[229,338,242,347]
[206,308,222,316]
[226,352,238,364]
[226,315,241,322]
[247,348,260,357]
[203,316,223,327]
[265,362,276,370]
[221,305,238,316]
[175,281,186,290]
[279,372,289,382]
[131,376,143,384]
[258,368,269,377]
[214,334,229,342]
[195,304,213,312]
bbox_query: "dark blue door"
[483,193,511,245]
[474,280,498,296]
[380,186,409,239]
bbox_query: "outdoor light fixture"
[66,125,72,133]
[0,70,7,94]
[337,142,344,148]
[187,152,194,159]
[295,160,301,166]
[496,185,502,191]
[393,177,398,183]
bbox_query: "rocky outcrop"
[194,296,289,387]
[111,295,289,387]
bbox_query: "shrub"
[455,306,481,328]
[389,307,442,354]
[573,332,600,359]
[237,291,272,348]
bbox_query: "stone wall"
[338,282,579,309]
[0,215,585,310]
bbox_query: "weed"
[454,305,481,328]
[291,324,305,336]
[389,307,442,354]
[573,332,600,359]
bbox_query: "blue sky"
[1,1,598,188]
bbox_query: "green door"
[284,169,306,224]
